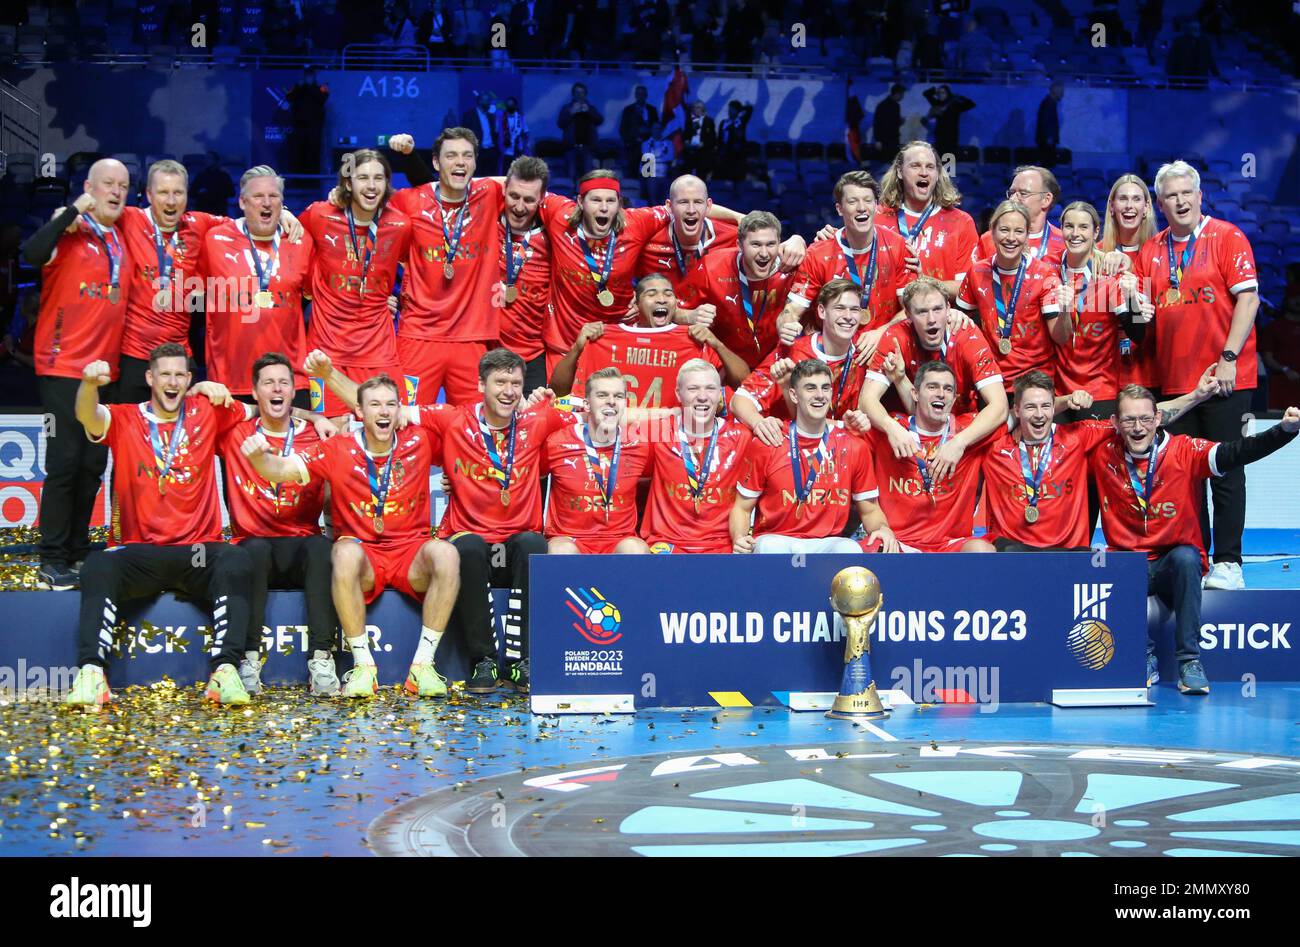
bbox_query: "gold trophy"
[826,566,889,720]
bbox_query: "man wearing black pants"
[447,531,548,682]
[65,344,255,708]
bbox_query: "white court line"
[860,721,897,742]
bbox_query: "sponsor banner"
[1149,590,1300,682]
[532,553,1151,708]
[0,414,110,528]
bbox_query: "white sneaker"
[238,652,263,695]
[307,650,340,696]
[1202,561,1245,591]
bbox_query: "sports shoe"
[64,665,112,709]
[36,563,77,591]
[466,657,499,694]
[205,664,251,705]
[506,658,530,693]
[238,652,263,695]
[341,663,379,698]
[1202,561,1245,591]
[404,663,448,697]
[307,650,340,696]
[1145,652,1160,687]
[1178,660,1210,695]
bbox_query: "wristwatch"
[1220,350,1238,362]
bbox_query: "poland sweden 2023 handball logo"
[1069,583,1116,670]
[566,586,623,645]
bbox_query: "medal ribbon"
[1124,432,1163,528]
[896,202,936,243]
[437,189,468,268]
[669,219,712,277]
[787,422,829,506]
[736,252,767,350]
[578,229,617,295]
[1061,261,1091,334]
[909,416,951,496]
[1018,426,1054,512]
[1166,226,1198,293]
[257,419,296,503]
[83,214,123,291]
[346,207,379,284]
[363,433,396,524]
[239,222,279,295]
[838,229,878,308]
[822,335,856,415]
[477,404,518,491]
[679,419,720,502]
[504,223,539,289]
[992,256,1027,343]
[583,424,622,513]
[144,403,187,488]
[146,208,176,288]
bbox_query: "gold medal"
[1024,505,1040,524]
[794,501,804,519]
[373,516,384,534]
[499,487,511,507]
[358,278,367,296]
[998,337,1012,355]
[1164,286,1181,306]
[597,288,615,307]
[157,478,166,496]
[505,284,518,305]
[108,286,120,304]
[254,290,274,308]
[443,262,455,281]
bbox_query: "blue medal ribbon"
[239,222,279,295]
[477,405,518,490]
[736,252,767,350]
[1018,426,1054,511]
[345,207,379,286]
[1061,261,1091,334]
[362,432,396,525]
[909,416,951,498]
[147,209,175,289]
[578,229,617,295]
[992,256,1028,344]
[669,220,711,277]
[678,419,720,505]
[583,424,623,516]
[437,190,469,268]
[821,335,856,415]
[257,418,296,505]
[504,223,539,289]
[83,214,123,292]
[839,229,878,308]
[1166,225,1198,294]
[787,422,829,509]
[144,403,186,491]
[896,202,936,243]
[1124,432,1163,529]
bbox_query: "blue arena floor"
[3,681,1298,857]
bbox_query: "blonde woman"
[1100,173,1158,391]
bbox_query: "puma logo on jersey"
[324,234,339,247]
[224,252,240,264]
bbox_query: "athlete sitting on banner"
[732,359,897,555]
[550,272,750,407]
[544,367,651,554]
[1089,384,1300,695]
[642,358,754,554]
[243,372,461,699]
[66,344,258,708]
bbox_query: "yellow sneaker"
[64,665,112,709]
[341,663,379,698]
[404,663,448,697]
[205,663,251,705]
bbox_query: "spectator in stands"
[619,86,659,180]
[1167,20,1220,87]
[285,66,329,174]
[1261,280,1300,409]
[716,100,753,183]
[690,11,722,62]
[1036,81,1065,153]
[498,97,532,167]
[1089,0,1132,46]
[508,0,551,60]
[679,100,717,179]
[419,0,454,58]
[630,0,672,61]
[873,84,905,158]
[190,152,235,216]
[955,16,996,75]
[913,14,944,71]
[557,82,604,181]
[923,85,975,159]
[1137,0,1164,63]
[723,0,762,63]
[463,91,501,176]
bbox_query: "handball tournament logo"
[566,586,623,645]
[1068,583,1115,670]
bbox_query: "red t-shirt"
[875,204,978,285]
[35,220,131,379]
[736,423,877,538]
[787,227,908,329]
[118,206,222,360]
[1091,429,1221,571]
[977,223,1066,268]
[423,401,571,543]
[683,251,796,369]
[641,416,753,549]
[737,332,864,422]
[542,422,652,540]
[299,201,411,370]
[981,421,1113,549]
[865,412,990,551]
[293,425,440,544]
[389,178,505,343]
[538,197,670,356]
[1115,244,1159,388]
[1134,216,1258,395]
[219,416,324,542]
[497,221,550,362]
[574,323,720,409]
[96,397,246,545]
[955,256,1062,389]
[864,322,1002,416]
[637,217,739,306]
[1054,267,1124,401]
[197,221,313,394]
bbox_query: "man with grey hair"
[21,158,132,590]
[197,166,316,406]
[978,164,1065,265]
[1130,159,1260,590]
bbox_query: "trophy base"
[825,689,890,721]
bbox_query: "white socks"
[348,635,375,667]
[413,626,444,665]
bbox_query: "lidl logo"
[565,586,623,645]
[404,375,420,406]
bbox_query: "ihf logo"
[565,586,623,645]
[1067,583,1115,670]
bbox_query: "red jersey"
[389,178,505,343]
[642,417,753,550]
[574,323,720,409]
[538,196,670,355]
[118,206,221,360]
[981,421,1113,549]
[864,322,1002,415]
[1055,266,1123,400]
[865,412,990,551]
[293,425,440,544]
[955,256,1062,388]
[96,397,246,545]
[1115,243,1159,388]
[736,423,877,539]
[876,204,978,285]
[684,251,796,368]
[300,201,411,370]
[423,400,571,543]
[198,221,313,395]
[497,221,550,362]
[1134,216,1258,395]
[219,416,324,542]
[637,217,738,306]
[35,218,131,380]
[542,423,652,540]
[1091,429,1222,571]
[787,227,908,328]
[978,223,1066,268]
[737,332,864,422]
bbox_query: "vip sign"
[0,415,111,528]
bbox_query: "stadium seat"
[594,139,622,164]
[983,146,1011,166]
[534,138,564,159]
[1260,219,1290,240]
[1013,146,1043,167]
[764,141,793,161]
[824,143,847,163]
[795,142,824,162]
[1244,198,1272,218]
